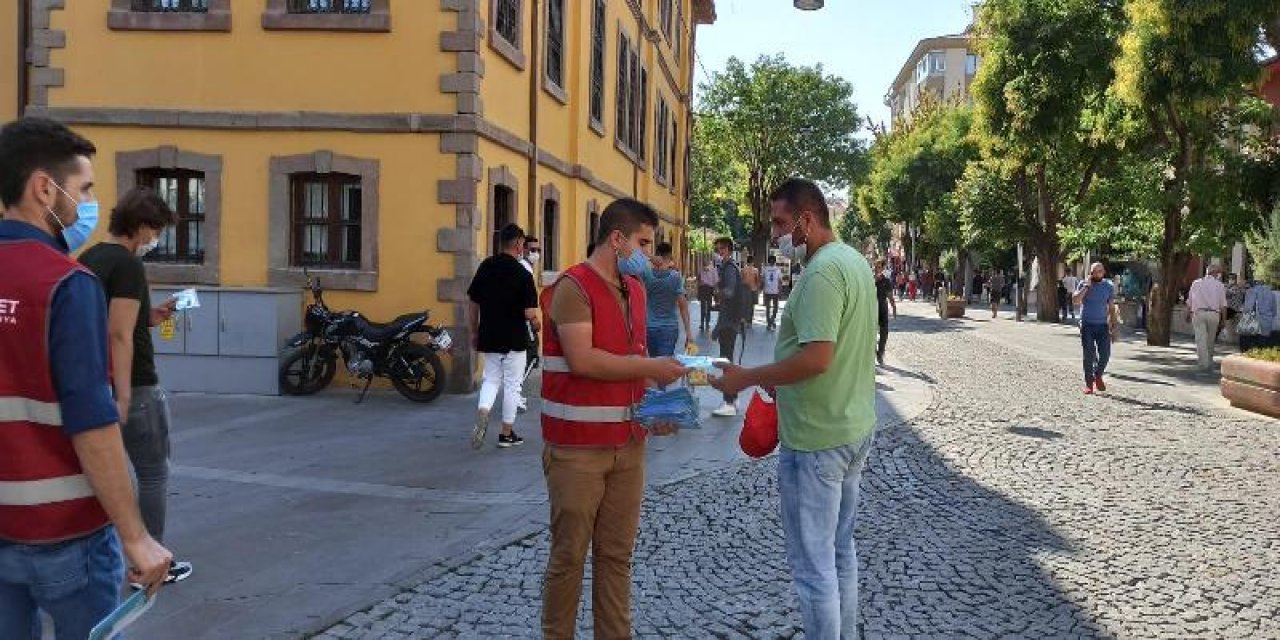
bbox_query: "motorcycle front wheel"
[279,345,338,395]
[389,344,446,403]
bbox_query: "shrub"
[1244,347,1280,363]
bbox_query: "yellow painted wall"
[49,0,454,114]
[73,127,456,323]
[480,0,532,140]
[0,2,16,123]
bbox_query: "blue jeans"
[778,436,875,640]
[0,527,124,640]
[1081,322,1111,385]
[646,324,679,357]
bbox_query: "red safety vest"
[0,239,110,543]
[540,263,649,447]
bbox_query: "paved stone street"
[317,301,1280,639]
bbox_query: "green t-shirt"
[774,242,877,452]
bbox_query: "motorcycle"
[278,272,453,403]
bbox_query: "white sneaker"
[711,402,738,417]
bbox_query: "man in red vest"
[540,198,687,638]
[0,117,171,638]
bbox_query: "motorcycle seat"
[360,312,426,341]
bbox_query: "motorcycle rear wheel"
[389,344,446,403]
[279,345,338,395]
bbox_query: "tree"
[689,115,742,240]
[971,0,1124,323]
[1111,0,1279,345]
[698,55,866,258]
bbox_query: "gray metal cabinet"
[149,287,301,395]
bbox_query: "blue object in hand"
[634,387,701,430]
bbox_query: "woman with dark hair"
[80,186,193,586]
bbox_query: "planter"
[1220,354,1280,418]
[937,299,967,319]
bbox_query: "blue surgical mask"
[49,182,99,253]
[617,246,651,277]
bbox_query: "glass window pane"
[305,182,328,220]
[188,177,205,216]
[304,225,328,263]
[342,183,362,221]
[342,225,361,264]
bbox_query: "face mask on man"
[47,181,99,253]
[616,241,650,277]
[528,251,541,264]
[136,235,161,258]
[776,214,809,264]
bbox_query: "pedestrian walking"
[988,270,1007,319]
[1186,264,1228,371]
[742,255,762,326]
[875,259,897,366]
[643,241,693,357]
[698,260,718,333]
[1072,262,1118,394]
[538,198,687,639]
[79,187,194,587]
[0,117,172,638]
[712,178,878,640]
[711,237,745,417]
[1061,270,1080,320]
[1057,280,1071,321]
[763,255,783,331]
[514,236,542,413]
[467,223,539,449]
[1239,277,1277,353]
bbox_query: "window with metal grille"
[542,200,558,272]
[616,33,632,147]
[131,0,208,11]
[589,0,606,127]
[137,169,205,264]
[495,0,520,47]
[655,99,670,181]
[629,50,640,152]
[290,173,363,268]
[637,65,648,161]
[287,0,370,13]
[545,0,565,89]
[674,1,683,62]
[670,119,679,189]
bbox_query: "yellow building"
[9,0,716,392]
[885,30,977,126]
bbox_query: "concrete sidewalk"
[126,302,932,639]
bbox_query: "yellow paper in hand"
[159,317,176,341]
[685,342,699,356]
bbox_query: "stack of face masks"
[634,387,701,431]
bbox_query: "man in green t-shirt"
[713,177,877,639]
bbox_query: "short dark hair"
[768,255,776,265]
[524,236,539,245]
[0,117,97,208]
[746,255,755,264]
[656,242,673,258]
[714,237,733,251]
[596,198,658,244]
[499,223,525,247]
[769,177,830,228]
[109,187,176,237]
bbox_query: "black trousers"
[716,322,740,403]
[698,285,714,329]
[877,311,889,359]
[764,293,780,327]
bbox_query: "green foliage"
[698,54,866,247]
[1247,205,1280,287]
[689,116,743,237]
[954,160,1025,254]
[1243,346,1280,363]
[940,250,958,279]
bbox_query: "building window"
[542,200,558,271]
[637,64,649,162]
[588,209,600,248]
[674,1,683,63]
[489,0,526,68]
[589,0,607,132]
[543,0,567,102]
[655,99,670,183]
[269,152,379,291]
[289,174,362,269]
[116,147,222,284]
[659,0,673,40]
[492,186,515,255]
[966,53,979,75]
[109,0,229,30]
[262,0,389,31]
[616,32,633,149]
[669,119,679,191]
[138,169,206,265]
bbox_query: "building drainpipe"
[17,0,31,116]
[527,0,541,236]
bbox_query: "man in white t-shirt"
[515,236,540,411]
[763,255,783,330]
[1061,270,1080,320]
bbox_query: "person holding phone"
[1072,262,1118,394]
[80,187,193,586]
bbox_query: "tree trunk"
[1148,112,1193,346]
[1033,166,1061,323]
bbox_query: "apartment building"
[885,30,978,126]
[6,0,716,391]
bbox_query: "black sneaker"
[497,432,525,448]
[166,560,193,584]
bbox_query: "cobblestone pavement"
[317,309,1280,639]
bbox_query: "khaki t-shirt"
[549,267,630,327]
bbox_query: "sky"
[693,0,979,131]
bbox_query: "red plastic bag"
[740,388,779,459]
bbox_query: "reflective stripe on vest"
[0,475,94,506]
[541,399,631,423]
[0,397,62,426]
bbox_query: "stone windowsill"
[268,267,378,292]
[262,10,390,32]
[489,30,526,70]
[144,262,221,286]
[107,8,232,31]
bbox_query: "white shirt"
[763,266,782,295]
[1187,275,1228,312]
[1062,275,1080,293]
[520,257,535,275]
